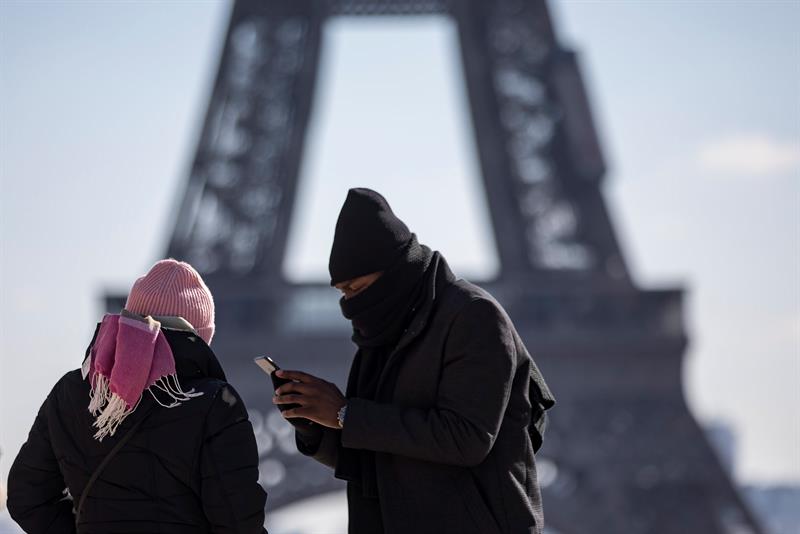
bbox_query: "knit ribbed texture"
[124,259,215,344]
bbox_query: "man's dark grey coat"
[298,261,554,534]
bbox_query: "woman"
[8,259,267,533]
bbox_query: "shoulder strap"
[75,407,152,526]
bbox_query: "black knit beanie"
[328,188,412,285]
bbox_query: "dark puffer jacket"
[8,326,267,533]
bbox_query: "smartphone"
[253,356,316,428]
[254,356,296,410]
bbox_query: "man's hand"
[273,370,346,429]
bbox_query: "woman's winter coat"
[8,325,267,533]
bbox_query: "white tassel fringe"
[88,373,203,441]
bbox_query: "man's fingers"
[282,406,315,419]
[273,394,308,405]
[276,369,321,384]
[274,382,313,396]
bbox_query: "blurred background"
[1,1,798,533]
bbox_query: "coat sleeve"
[8,384,77,533]
[199,384,268,533]
[340,298,517,467]
[295,425,340,469]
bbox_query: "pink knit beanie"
[124,259,215,344]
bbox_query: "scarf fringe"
[88,373,203,441]
[88,373,111,416]
[149,375,204,408]
[92,393,131,441]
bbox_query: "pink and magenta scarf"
[85,313,201,441]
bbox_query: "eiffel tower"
[108,1,764,532]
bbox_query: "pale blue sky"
[1,0,798,490]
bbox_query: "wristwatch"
[337,404,347,429]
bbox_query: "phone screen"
[254,356,279,375]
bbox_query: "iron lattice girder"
[168,0,628,283]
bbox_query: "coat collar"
[161,328,227,382]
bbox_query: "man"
[9,259,266,533]
[274,188,554,534]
